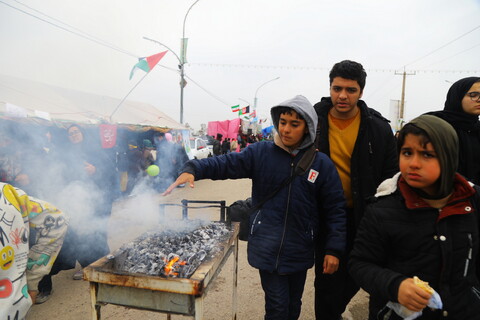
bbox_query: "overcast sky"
[0,0,479,130]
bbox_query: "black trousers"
[259,269,308,320]
[314,209,359,320]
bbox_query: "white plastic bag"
[386,290,442,320]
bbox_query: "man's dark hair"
[329,60,367,91]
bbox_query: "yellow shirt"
[328,110,361,208]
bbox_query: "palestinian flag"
[231,105,240,112]
[129,51,168,80]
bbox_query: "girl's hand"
[398,278,431,312]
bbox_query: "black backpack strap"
[295,144,317,176]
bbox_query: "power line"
[1,0,232,109]
[422,42,480,68]
[0,0,137,57]
[404,24,480,67]
[12,0,137,57]
[184,74,231,106]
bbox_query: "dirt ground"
[28,178,369,319]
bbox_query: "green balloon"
[147,165,160,176]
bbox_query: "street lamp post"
[253,76,280,112]
[179,0,201,124]
[143,0,200,124]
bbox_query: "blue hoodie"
[184,95,346,273]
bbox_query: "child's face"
[278,111,307,149]
[399,133,441,196]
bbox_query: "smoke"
[114,176,212,233]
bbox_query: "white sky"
[0,0,479,130]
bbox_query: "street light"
[253,77,280,112]
[143,0,201,124]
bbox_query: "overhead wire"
[0,0,233,108]
[11,0,137,58]
[422,42,480,69]
[2,0,479,113]
[403,24,480,67]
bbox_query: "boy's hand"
[162,173,195,196]
[323,255,339,274]
[398,278,431,312]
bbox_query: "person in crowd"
[124,139,145,195]
[221,137,230,155]
[142,139,155,167]
[165,132,189,180]
[36,124,116,303]
[212,134,222,156]
[230,138,238,153]
[427,76,480,185]
[153,131,189,191]
[349,115,480,319]
[163,95,347,320]
[313,60,398,320]
[0,126,26,188]
[0,182,67,317]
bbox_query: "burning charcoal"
[114,221,232,278]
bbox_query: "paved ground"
[28,178,369,319]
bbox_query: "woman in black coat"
[428,77,480,184]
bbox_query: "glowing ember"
[115,221,231,278]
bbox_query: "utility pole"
[394,68,416,122]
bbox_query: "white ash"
[115,221,232,278]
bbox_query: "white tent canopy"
[0,74,185,130]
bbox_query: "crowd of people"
[0,125,194,312]
[164,61,480,320]
[1,59,479,319]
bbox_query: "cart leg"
[231,236,239,320]
[89,282,101,320]
[166,315,171,320]
[195,295,204,320]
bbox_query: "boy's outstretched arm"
[162,172,195,195]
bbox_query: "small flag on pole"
[129,51,168,80]
[239,105,250,115]
[231,105,240,112]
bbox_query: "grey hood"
[270,95,317,151]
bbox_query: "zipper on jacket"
[464,233,473,277]
[250,210,261,235]
[275,161,295,269]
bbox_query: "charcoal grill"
[83,199,239,320]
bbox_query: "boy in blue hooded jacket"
[163,95,346,320]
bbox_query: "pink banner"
[207,118,241,140]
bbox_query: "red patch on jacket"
[398,173,476,221]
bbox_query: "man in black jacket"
[313,60,398,320]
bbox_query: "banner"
[99,124,117,149]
